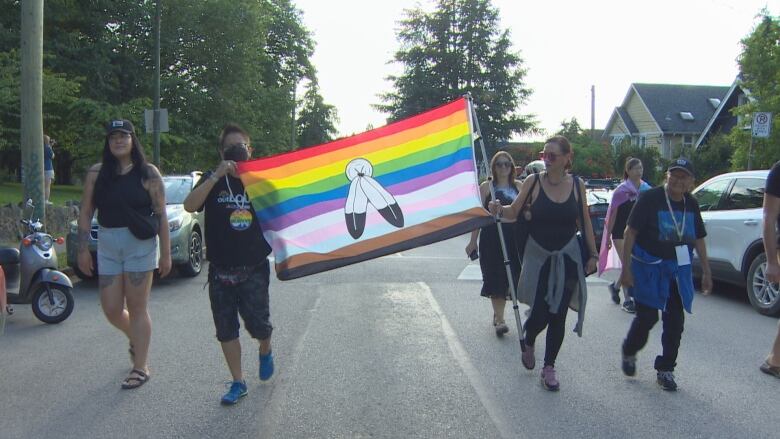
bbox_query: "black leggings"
[524,258,577,367]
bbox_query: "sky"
[295,0,779,141]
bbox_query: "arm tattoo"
[99,274,119,290]
[128,271,149,287]
[147,176,166,216]
[78,229,91,252]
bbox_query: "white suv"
[691,169,779,315]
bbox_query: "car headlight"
[169,216,184,232]
[36,235,54,251]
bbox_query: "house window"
[708,98,721,109]
[682,135,694,148]
[638,136,647,148]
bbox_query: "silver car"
[66,172,206,279]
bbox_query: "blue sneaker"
[220,380,248,405]
[259,350,274,382]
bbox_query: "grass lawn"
[0,182,83,206]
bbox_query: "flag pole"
[464,94,526,353]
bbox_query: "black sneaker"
[608,282,621,304]
[622,353,636,376]
[657,371,678,391]
[621,298,636,314]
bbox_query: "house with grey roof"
[695,78,749,149]
[603,83,731,158]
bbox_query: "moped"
[0,199,74,324]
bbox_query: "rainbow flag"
[237,97,492,280]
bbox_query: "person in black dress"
[466,151,522,337]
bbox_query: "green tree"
[377,0,536,153]
[612,142,662,185]
[730,11,780,170]
[296,82,339,148]
[554,118,614,178]
[0,0,338,180]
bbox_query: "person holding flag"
[183,123,275,405]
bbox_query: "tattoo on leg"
[99,275,119,290]
[128,271,149,287]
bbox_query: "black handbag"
[514,171,540,261]
[573,176,596,276]
[121,200,159,240]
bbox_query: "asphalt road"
[1,235,778,439]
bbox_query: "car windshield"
[587,190,612,205]
[164,177,193,204]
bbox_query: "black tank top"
[528,180,578,251]
[95,166,153,227]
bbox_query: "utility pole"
[153,0,161,167]
[590,85,596,140]
[290,80,297,149]
[20,0,44,220]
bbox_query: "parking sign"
[752,112,772,138]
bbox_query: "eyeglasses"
[495,161,513,169]
[540,151,560,162]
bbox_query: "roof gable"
[632,83,730,134]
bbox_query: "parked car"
[586,189,612,247]
[66,172,206,279]
[691,169,779,315]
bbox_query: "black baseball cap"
[106,119,135,135]
[667,157,695,177]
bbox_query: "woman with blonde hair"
[466,151,522,336]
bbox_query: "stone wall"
[0,203,79,244]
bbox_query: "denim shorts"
[208,260,273,342]
[97,227,159,275]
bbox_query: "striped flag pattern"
[237,97,492,280]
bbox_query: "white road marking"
[417,282,516,439]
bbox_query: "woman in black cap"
[76,119,171,389]
[619,157,712,391]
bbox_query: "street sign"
[751,112,772,138]
[144,108,169,133]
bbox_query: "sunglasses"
[495,161,513,169]
[540,151,561,161]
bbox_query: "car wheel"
[178,230,202,277]
[747,253,780,316]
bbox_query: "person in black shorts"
[760,160,780,379]
[184,123,274,405]
[466,151,522,337]
[599,157,651,313]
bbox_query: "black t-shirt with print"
[767,161,780,236]
[627,186,707,260]
[195,171,271,266]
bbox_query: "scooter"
[0,199,74,324]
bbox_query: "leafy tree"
[377,0,536,154]
[0,0,340,181]
[296,82,339,148]
[688,134,733,183]
[554,118,614,178]
[612,141,662,185]
[730,11,780,170]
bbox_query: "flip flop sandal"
[121,369,150,390]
